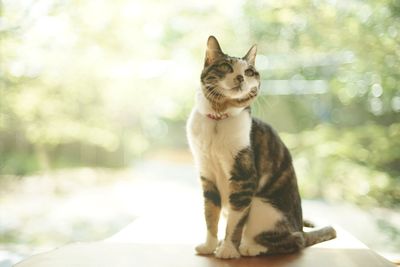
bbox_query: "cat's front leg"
[215,148,257,259]
[214,208,249,259]
[196,176,221,255]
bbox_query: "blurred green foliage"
[0,0,399,209]
[282,123,400,208]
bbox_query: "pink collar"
[206,113,229,120]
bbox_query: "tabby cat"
[186,36,336,259]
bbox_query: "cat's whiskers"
[204,88,213,100]
[254,93,270,118]
[212,90,223,105]
[204,86,218,103]
[254,97,263,117]
[253,96,261,116]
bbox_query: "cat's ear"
[243,44,257,66]
[204,36,224,67]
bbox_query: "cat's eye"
[245,69,255,77]
[218,63,233,73]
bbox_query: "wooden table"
[14,194,398,267]
[15,226,395,267]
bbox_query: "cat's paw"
[195,242,217,255]
[239,242,268,256]
[214,241,240,259]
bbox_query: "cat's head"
[200,36,260,112]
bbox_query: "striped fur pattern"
[186,36,336,259]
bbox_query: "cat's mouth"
[230,86,242,91]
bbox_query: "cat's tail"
[303,226,337,247]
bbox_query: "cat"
[186,36,336,259]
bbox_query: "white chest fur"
[187,93,252,208]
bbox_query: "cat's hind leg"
[254,230,305,254]
[239,239,268,257]
[239,197,283,256]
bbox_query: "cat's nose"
[236,75,244,83]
